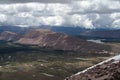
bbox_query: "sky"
[0,0,120,29]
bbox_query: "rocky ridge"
[17,29,110,52]
[0,29,111,52]
[65,55,120,80]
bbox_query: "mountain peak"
[18,29,110,52]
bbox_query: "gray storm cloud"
[0,0,119,29]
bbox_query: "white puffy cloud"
[71,0,120,14]
[0,0,71,4]
[0,0,119,29]
[112,19,120,29]
[67,14,94,29]
[0,14,7,23]
[0,3,71,27]
[38,16,64,26]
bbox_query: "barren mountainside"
[0,31,20,41]
[17,29,110,52]
[65,55,120,80]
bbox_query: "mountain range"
[1,26,120,39]
[0,26,120,80]
[0,29,111,53]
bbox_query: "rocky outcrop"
[65,55,120,80]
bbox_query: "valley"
[0,41,112,80]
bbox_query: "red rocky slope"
[17,29,110,52]
[65,55,120,80]
[0,31,20,41]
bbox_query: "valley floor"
[0,54,110,80]
[0,41,113,80]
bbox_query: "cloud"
[70,0,120,14]
[0,0,71,4]
[0,14,7,23]
[112,19,120,29]
[62,14,94,29]
[0,0,120,29]
[0,3,69,27]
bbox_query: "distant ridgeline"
[43,26,120,42]
[0,29,112,55]
[0,26,120,42]
[0,26,32,34]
